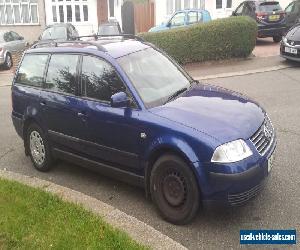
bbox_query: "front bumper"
[280,43,300,62]
[199,135,276,207]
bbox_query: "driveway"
[253,38,280,58]
[1,62,299,249]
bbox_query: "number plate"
[269,15,280,21]
[268,154,274,173]
[285,47,298,54]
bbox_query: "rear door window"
[16,54,49,87]
[187,11,198,24]
[45,54,79,95]
[258,2,282,12]
[81,56,126,102]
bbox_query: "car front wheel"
[273,36,281,43]
[3,53,12,70]
[26,123,53,172]
[150,154,200,225]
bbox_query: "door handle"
[40,101,46,106]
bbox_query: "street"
[1,61,300,249]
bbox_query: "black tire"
[273,36,281,43]
[150,154,200,225]
[26,123,53,172]
[3,53,12,70]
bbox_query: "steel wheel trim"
[29,131,45,165]
[162,171,187,207]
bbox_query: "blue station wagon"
[148,9,211,32]
[11,35,276,224]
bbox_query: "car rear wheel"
[273,36,281,43]
[3,53,12,70]
[150,154,200,225]
[26,123,53,172]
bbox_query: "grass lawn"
[0,178,146,250]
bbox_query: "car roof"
[27,37,151,59]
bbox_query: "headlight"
[282,36,288,44]
[211,139,252,163]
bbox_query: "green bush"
[139,16,257,64]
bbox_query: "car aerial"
[285,0,300,29]
[148,9,211,32]
[39,23,79,41]
[280,23,300,61]
[232,1,286,42]
[98,21,122,36]
[0,31,28,70]
[11,35,276,225]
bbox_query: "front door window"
[170,12,185,27]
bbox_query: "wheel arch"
[144,143,203,199]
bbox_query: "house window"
[59,5,64,22]
[52,5,57,22]
[227,0,232,8]
[51,0,89,24]
[0,0,39,25]
[75,5,80,21]
[216,0,222,9]
[66,5,72,22]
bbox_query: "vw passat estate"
[11,36,276,224]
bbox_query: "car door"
[40,53,89,153]
[79,55,142,170]
[285,1,300,28]
[187,11,201,26]
[168,12,186,29]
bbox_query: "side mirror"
[111,92,130,108]
[19,36,24,40]
[232,11,236,16]
[166,22,171,28]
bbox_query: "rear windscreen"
[258,2,282,12]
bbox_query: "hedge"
[139,16,257,64]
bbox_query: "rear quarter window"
[16,54,48,87]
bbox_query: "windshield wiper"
[164,87,188,104]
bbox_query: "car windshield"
[258,2,282,12]
[98,25,120,35]
[41,26,67,40]
[118,48,191,108]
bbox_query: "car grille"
[250,116,274,156]
[228,183,262,206]
[287,40,300,46]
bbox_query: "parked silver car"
[0,31,28,70]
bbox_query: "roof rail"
[31,40,107,52]
[76,34,145,42]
